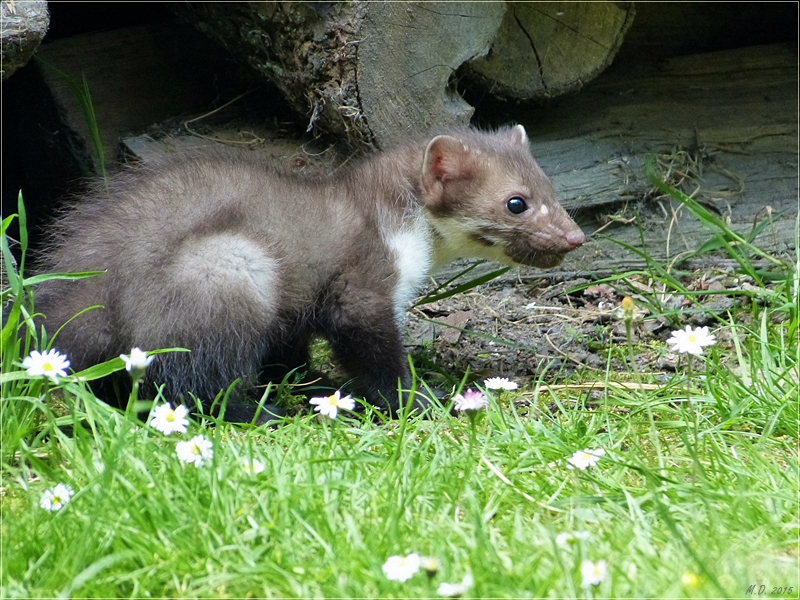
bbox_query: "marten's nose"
[564,229,585,249]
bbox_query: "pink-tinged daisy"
[452,389,488,412]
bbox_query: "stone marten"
[32,126,584,422]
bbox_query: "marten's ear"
[508,124,528,146]
[421,135,475,204]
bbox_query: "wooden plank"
[614,3,797,64]
[510,42,797,281]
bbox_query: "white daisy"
[22,349,70,383]
[483,377,518,391]
[666,325,716,356]
[120,347,154,372]
[309,390,355,419]
[382,553,421,582]
[556,530,591,546]
[176,435,213,467]
[40,483,75,511]
[682,571,700,588]
[581,559,607,587]
[149,403,189,435]
[242,458,266,474]
[566,448,606,470]
[437,574,473,597]
[421,555,440,578]
[626,562,638,579]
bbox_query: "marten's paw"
[216,402,285,426]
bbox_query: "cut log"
[1,0,49,81]
[172,1,633,148]
[461,2,635,100]
[355,2,505,146]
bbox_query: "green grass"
[2,186,798,598]
[34,58,107,185]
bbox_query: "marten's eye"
[506,197,528,214]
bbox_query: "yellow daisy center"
[682,572,699,587]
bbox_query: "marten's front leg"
[322,291,422,414]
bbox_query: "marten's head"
[420,125,584,269]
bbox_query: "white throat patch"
[385,218,433,326]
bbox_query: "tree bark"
[1,0,49,81]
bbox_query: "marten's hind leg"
[126,233,285,423]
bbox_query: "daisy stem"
[323,415,335,458]
[624,312,665,474]
[454,411,479,519]
[687,357,700,482]
[468,412,477,459]
[129,377,140,412]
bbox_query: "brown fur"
[32,126,583,422]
